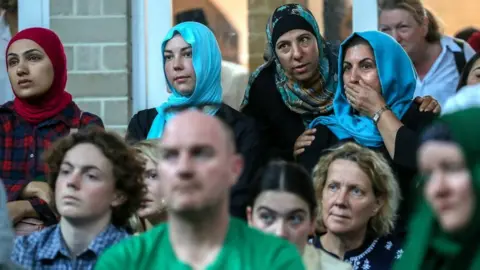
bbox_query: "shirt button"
[29,154,34,158]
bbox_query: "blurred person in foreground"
[96,110,304,269]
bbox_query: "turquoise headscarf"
[309,31,415,147]
[147,22,222,139]
[241,4,338,126]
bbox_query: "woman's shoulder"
[303,245,352,270]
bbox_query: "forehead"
[380,9,417,24]
[164,34,190,51]
[8,39,44,54]
[277,29,313,42]
[344,44,374,61]
[326,159,371,186]
[63,143,112,170]
[162,120,225,150]
[254,191,309,212]
[419,141,464,164]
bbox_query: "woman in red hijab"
[0,27,104,231]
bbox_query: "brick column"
[50,0,130,136]
[248,0,307,71]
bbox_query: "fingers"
[424,100,437,113]
[433,104,441,114]
[293,148,305,157]
[303,128,316,135]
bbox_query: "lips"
[18,79,32,86]
[174,76,189,82]
[293,63,309,73]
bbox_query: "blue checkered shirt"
[11,223,129,270]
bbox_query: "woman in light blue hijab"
[301,31,436,231]
[126,22,264,220]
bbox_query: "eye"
[327,182,339,192]
[277,43,288,51]
[86,174,98,180]
[27,54,42,61]
[164,54,173,61]
[192,147,213,159]
[299,36,311,44]
[379,27,390,33]
[259,212,275,225]
[7,58,18,67]
[161,150,178,161]
[351,187,363,196]
[59,168,71,176]
[288,214,305,226]
[183,50,192,58]
[343,64,351,72]
[145,170,158,180]
[361,62,374,70]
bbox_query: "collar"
[441,36,463,53]
[36,224,126,261]
[0,101,81,128]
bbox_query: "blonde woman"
[313,142,403,270]
[130,140,167,233]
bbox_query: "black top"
[299,103,436,230]
[126,104,266,220]
[241,64,306,161]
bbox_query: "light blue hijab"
[147,22,222,139]
[309,31,415,147]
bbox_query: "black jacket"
[126,104,266,220]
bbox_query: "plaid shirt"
[11,223,129,270]
[0,101,103,224]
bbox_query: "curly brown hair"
[43,127,146,227]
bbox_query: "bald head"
[162,110,236,153]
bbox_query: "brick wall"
[49,0,130,136]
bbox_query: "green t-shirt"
[95,218,305,270]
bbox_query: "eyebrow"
[472,66,480,72]
[256,206,308,215]
[61,161,102,173]
[7,49,43,58]
[164,46,192,54]
[343,58,375,65]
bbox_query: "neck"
[320,228,367,260]
[169,202,230,268]
[4,12,17,36]
[148,212,167,226]
[59,214,111,257]
[412,41,442,78]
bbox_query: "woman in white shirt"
[379,0,476,108]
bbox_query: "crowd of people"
[0,0,480,269]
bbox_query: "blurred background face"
[379,9,427,59]
[419,141,475,232]
[158,115,240,216]
[321,159,381,236]
[137,157,165,221]
[343,43,381,93]
[55,143,122,224]
[275,29,319,82]
[466,57,480,86]
[163,35,196,96]
[7,39,54,100]
[248,191,314,253]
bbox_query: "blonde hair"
[379,0,442,43]
[312,142,401,237]
[132,139,161,165]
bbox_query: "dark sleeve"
[28,197,57,226]
[241,71,304,161]
[230,120,266,220]
[125,113,149,144]
[80,112,104,129]
[393,106,436,169]
[297,124,339,173]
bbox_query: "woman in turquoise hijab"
[126,22,264,220]
[300,31,436,230]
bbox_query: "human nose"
[273,220,289,239]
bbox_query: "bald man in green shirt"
[95,110,305,270]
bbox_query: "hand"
[21,181,54,207]
[414,96,441,114]
[7,200,31,224]
[345,81,386,117]
[294,129,316,157]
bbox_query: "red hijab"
[6,27,72,124]
[468,32,480,53]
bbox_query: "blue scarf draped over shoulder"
[147,22,222,139]
[309,31,416,147]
